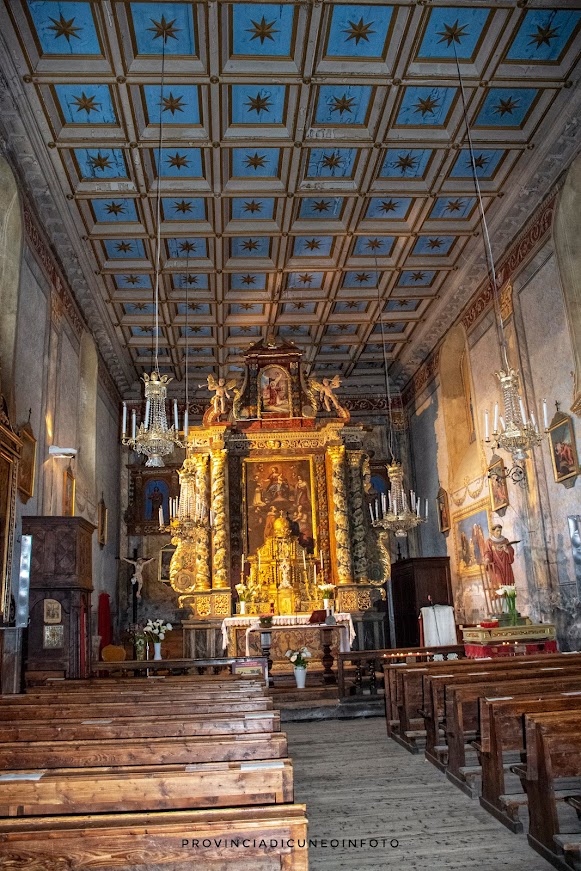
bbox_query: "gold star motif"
[394,152,418,174]
[115,241,133,253]
[167,153,190,170]
[124,275,140,285]
[528,23,560,49]
[494,96,519,117]
[346,301,359,309]
[243,200,263,214]
[321,152,343,170]
[174,200,193,214]
[411,271,426,282]
[427,238,443,250]
[105,202,125,216]
[190,325,203,333]
[379,199,398,214]
[436,20,469,47]
[88,152,113,172]
[304,239,321,251]
[239,325,252,333]
[161,93,186,115]
[179,241,196,254]
[312,200,330,213]
[188,302,201,311]
[298,273,314,284]
[343,18,376,45]
[147,15,181,42]
[444,198,465,213]
[472,154,488,170]
[133,302,148,310]
[245,92,272,114]
[414,95,440,117]
[397,300,410,307]
[48,14,81,42]
[337,324,350,332]
[246,16,279,44]
[240,303,256,310]
[330,344,343,351]
[183,274,199,285]
[355,272,370,284]
[365,238,383,250]
[245,152,267,170]
[71,92,101,115]
[330,94,356,115]
[242,274,256,285]
[138,326,153,334]
[241,239,259,252]
[293,301,306,310]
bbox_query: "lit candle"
[484,410,490,441]
[122,402,127,437]
[241,553,245,568]
[303,550,307,570]
[159,506,164,528]
[144,400,151,429]
[131,409,136,440]
[518,398,527,426]
[174,400,179,431]
[369,504,374,523]
[542,399,548,431]
[313,564,317,585]
[493,402,499,434]
[184,409,189,438]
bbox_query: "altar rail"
[338,645,466,700]
[90,657,268,679]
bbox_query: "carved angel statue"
[308,375,349,420]
[205,375,238,419]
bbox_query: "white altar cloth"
[221,613,356,655]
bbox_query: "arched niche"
[554,154,581,415]
[77,331,98,509]
[0,156,23,413]
[439,324,480,488]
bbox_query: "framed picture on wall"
[488,458,509,512]
[436,487,451,533]
[548,411,579,483]
[63,465,75,516]
[97,495,108,547]
[17,422,36,502]
[159,544,176,584]
[452,497,491,578]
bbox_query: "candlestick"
[425,498,428,520]
[144,400,151,429]
[122,403,127,437]
[493,402,499,434]
[518,398,527,426]
[174,400,179,431]
[303,550,307,570]
[159,506,164,528]
[183,409,189,438]
[320,552,324,571]
[484,409,490,441]
[542,399,548,431]
[131,409,136,440]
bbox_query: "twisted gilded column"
[194,453,211,591]
[210,448,229,589]
[328,445,353,585]
[347,450,368,583]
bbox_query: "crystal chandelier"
[369,264,427,539]
[453,48,546,473]
[120,40,186,467]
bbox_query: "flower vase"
[294,666,307,689]
[134,637,146,661]
[239,601,246,615]
[153,641,162,661]
[323,598,329,611]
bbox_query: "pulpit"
[23,516,95,681]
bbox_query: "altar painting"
[144,478,170,522]
[452,499,491,578]
[244,457,316,555]
[259,365,291,416]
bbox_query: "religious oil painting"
[62,465,75,517]
[452,498,491,578]
[244,457,316,556]
[436,487,451,533]
[259,365,291,416]
[548,414,579,483]
[488,458,509,512]
[144,478,170,522]
[17,423,36,502]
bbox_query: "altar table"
[462,622,557,659]
[221,614,355,671]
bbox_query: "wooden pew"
[0,696,273,721]
[515,713,581,869]
[477,692,581,831]
[0,805,309,870]
[0,732,289,770]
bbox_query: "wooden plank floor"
[285,718,553,871]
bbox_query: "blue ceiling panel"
[231,4,295,57]
[449,149,506,180]
[282,301,317,314]
[230,273,267,290]
[398,270,437,287]
[417,7,491,60]
[365,197,412,220]
[379,148,433,179]
[315,85,372,125]
[385,298,420,312]
[162,198,206,221]
[287,272,324,288]
[352,236,395,256]
[334,300,367,313]
[55,84,115,124]
[231,197,275,220]
[167,238,208,259]
[293,236,334,257]
[474,88,539,127]
[123,302,155,315]
[115,274,152,289]
[395,86,456,126]
[173,274,210,289]
[229,325,261,337]
[306,148,358,179]
[299,197,344,219]
[130,3,197,56]
[75,149,128,179]
[230,302,263,315]
[326,323,357,335]
[143,85,200,125]
[178,302,210,315]
[182,325,212,337]
[230,237,271,257]
[28,1,101,56]
[231,148,281,178]
[154,148,203,178]
[104,239,146,259]
[429,196,476,219]
[412,236,456,257]
[342,270,379,288]
[507,9,581,62]
[231,85,286,124]
[325,5,393,58]
[92,199,139,223]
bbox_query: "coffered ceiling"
[1,1,580,398]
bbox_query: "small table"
[462,623,557,658]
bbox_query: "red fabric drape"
[98,592,112,654]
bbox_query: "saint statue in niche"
[483,524,515,587]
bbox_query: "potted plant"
[143,619,173,660]
[318,583,336,610]
[235,582,253,615]
[285,646,312,689]
[258,614,273,628]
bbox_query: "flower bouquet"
[235,583,253,614]
[318,583,336,608]
[143,619,173,660]
[285,646,312,688]
[496,585,518,626]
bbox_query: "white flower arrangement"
[285,647,312,669]
[143,619,173,642]
[235,582,254,602]
[318,583,336,599]
[496,585,516,598]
